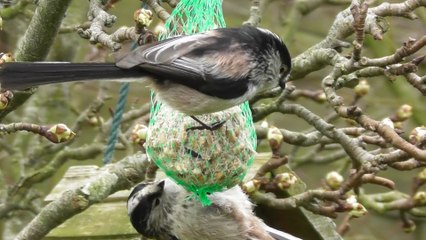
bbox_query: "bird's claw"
[187,116,226,131]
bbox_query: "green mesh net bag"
[145,0,257,205]
[159,0,226,37]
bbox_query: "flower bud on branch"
[0,123,76,143]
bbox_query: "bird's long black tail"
[0,62,145,90]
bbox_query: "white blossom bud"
[325,171,344,190]
[242,179,260,194]
[354,79,370,97]
[131,124,148,144]
[275,173,297,190]
[409,126,426,146]
[396,104,412,120]
[346,196,367,218]
[267,126,283,150]
[47,123,76,143]
[414,191,426,205]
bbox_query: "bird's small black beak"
[279,77,286,89]
[157,180,165,190]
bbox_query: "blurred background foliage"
[0,0,425,239]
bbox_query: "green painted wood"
[44,166,139,239]
[44,202,140,240]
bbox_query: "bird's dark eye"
[279,66,286,75]
[154,198,160,206]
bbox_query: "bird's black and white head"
[127,180,177,238]
[244,26,291,95]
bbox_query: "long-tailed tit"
[127,179,301,240]
[0,26,291,116]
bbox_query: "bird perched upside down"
[127,179,301,240]
[0,26,291,117]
